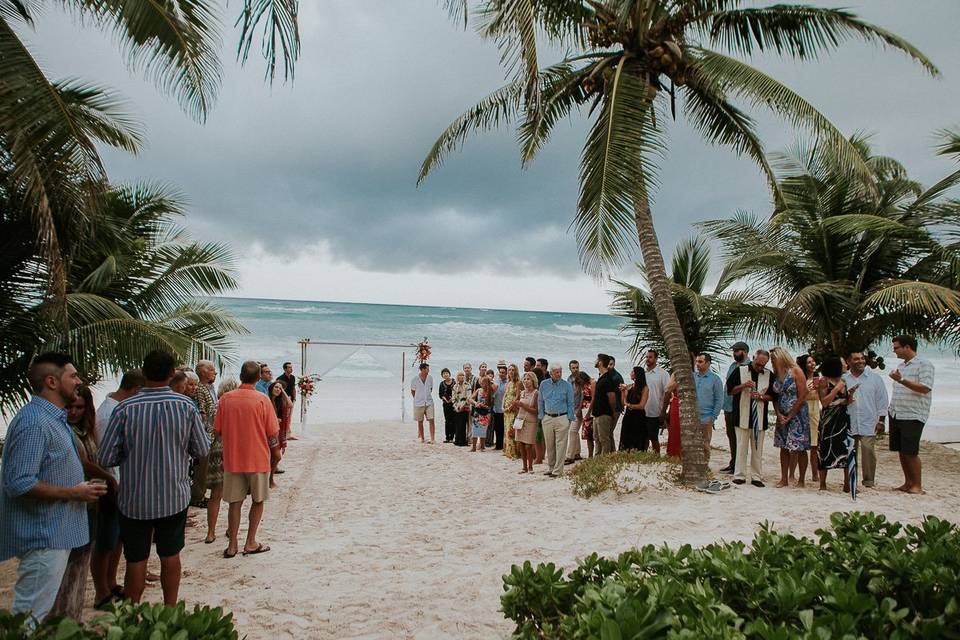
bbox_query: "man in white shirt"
[92,369,144,607]
[643,350,670,455]
[887,335,935,495]
[843,351,888,488]
[411,363,436,444]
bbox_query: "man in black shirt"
[591,353,621,455]
[276,362,297,402]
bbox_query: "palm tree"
[0,181,246,413]
[611,237,774,362]
[703,134,960,359]
[1,0,299,299]
[419,0,936,482]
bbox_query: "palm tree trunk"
[633,192,708,483]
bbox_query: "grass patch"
[567,451,681,498]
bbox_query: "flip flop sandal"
[223,549,237,559]
[242,544,271,556]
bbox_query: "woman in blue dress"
[770,347,810,488]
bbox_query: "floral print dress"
[773,373,810,452]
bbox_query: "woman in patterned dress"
[502,364,521,460]
[470,376,493,451]
[817,356,854,493]
[451,371,472,446]
[770,347,810,488]
[574,371,595,458]
[206,378,236,545]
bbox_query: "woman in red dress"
[665,374,682,458]
[269,382,293,486]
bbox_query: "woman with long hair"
[797,354,821,483]
[502,364,521,459]
[619,366,649,451]
[205,378,237,544]
[451,371,471,446]
[770,347,810,488]
[574,371,595,458]
[470,375,493,451]
[54,386,116,616]
[817,356,854,493]
[515,372,540,473]
[269,381,292,487]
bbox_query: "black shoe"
[719,466,733,474]
[544,471,556,477]
[733,479,746,485]
[751,480,765,488]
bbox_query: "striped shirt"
[0,397,88,561]
[888,356,935,423]
[99,387,210,520]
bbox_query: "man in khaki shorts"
[411,363,436,443]
[214,361,280,558]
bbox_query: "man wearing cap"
[490,361,508,450]
[721,342,751,473]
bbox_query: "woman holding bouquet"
[470,376,494,451]
[451,371,471,446]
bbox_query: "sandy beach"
[3,421,960,639]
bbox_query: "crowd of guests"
[0,351,300,627]
[411,335,935,495]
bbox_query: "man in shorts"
[411,363,436,443]
[215,361,281,557]
[100,350,209,604]
[887,335,935,494]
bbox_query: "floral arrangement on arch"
[298,374,319,407]
[414,338,431,366]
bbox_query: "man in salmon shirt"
[214,360,281,558]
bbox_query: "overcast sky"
[25,1,960,313]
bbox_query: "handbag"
[512,416,525,430]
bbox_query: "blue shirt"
[493,377,508,413]
[843,369,889,437]
[694,370,724,423]
[538,377,576,421]
[99,387,210,520]
[0,397,88,560]
[255,379,270,395]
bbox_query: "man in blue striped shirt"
[0,353,106,625]
[100,350,209,606]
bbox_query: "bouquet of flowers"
[298,374,318,408]
[414,338,431,366]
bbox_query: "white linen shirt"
[842,368,888,437]
[411,374,434,407]
[888,356,935,423]
[644,366,670,417]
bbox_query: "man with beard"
[721,342,751,473]
[0,353,106,625]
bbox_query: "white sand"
[3,422,960,638]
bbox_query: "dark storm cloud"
[29,1,960,277]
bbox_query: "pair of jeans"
[12,547,71,627]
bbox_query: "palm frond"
[235,0,300,83]
[696,5,938,75]
[576,60,663,276]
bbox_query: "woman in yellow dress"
[798,354,821,483]
[502,364,521,459]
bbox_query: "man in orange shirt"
[214,361,280,558]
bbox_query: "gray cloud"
[29,1,960,279]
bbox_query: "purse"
[512,416,525,430]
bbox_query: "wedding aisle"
[3,422,960,638]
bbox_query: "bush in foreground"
[568,451,681,499]
[501,512,960,639]
[0,601,239,639]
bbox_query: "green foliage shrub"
[0,601,239,639]
[501,512,960,639]
[568,451,680,498]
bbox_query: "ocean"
[220,297,959,442]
